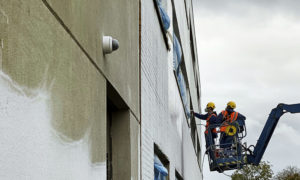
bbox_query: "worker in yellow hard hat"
[217,101,246,149]
[191,102,218,155]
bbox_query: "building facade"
[0,0,202,179]
[141,0,202,179]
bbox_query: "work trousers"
[205,132,217,158]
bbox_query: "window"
[184,0,190,29]
[175,170,184,180]
[172,2,191,125]
[153,0,171,50]
[154,144,169,180]
[191,104,196,147]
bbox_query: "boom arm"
[247,103,300,165]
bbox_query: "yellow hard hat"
[227,101,236,109]
[206,102,215,110]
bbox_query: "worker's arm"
[193,112,208,120]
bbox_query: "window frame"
[154,144,170,180]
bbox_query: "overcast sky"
[194,0,300,179]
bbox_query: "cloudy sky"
[193,0,300,179]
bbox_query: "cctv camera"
[102,36,119,54]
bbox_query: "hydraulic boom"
[247,103,300,165]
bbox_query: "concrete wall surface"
[141,0,203,179]
[0,0,107,179]
[45,0,140,118]
[0,0,139,179]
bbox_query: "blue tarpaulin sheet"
[154,155,168,180]
[173,34,182,74]
[173,33,190,118]
[156,0,170,31]
[177,69,190,118]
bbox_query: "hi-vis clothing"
[194,112,217,134]
[219,110,239,132]
[217,110,246,148]
[205,113,217,134]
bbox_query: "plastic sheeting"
[156,0,170,31]
[173,34,182,74]
[177,69,190,119]
[173,33,190,119]
[154,154,168,180]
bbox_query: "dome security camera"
[102,36,119,54]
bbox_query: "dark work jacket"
[217,110,246,132]
[216,111,246,124]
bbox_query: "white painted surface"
[0,71,105,180]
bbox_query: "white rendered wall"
[0,71,105,180]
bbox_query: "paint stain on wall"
[0,71,106,179]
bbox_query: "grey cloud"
[196,1,300,178]
[195,0,300,18]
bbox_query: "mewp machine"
[205,103,300,173]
